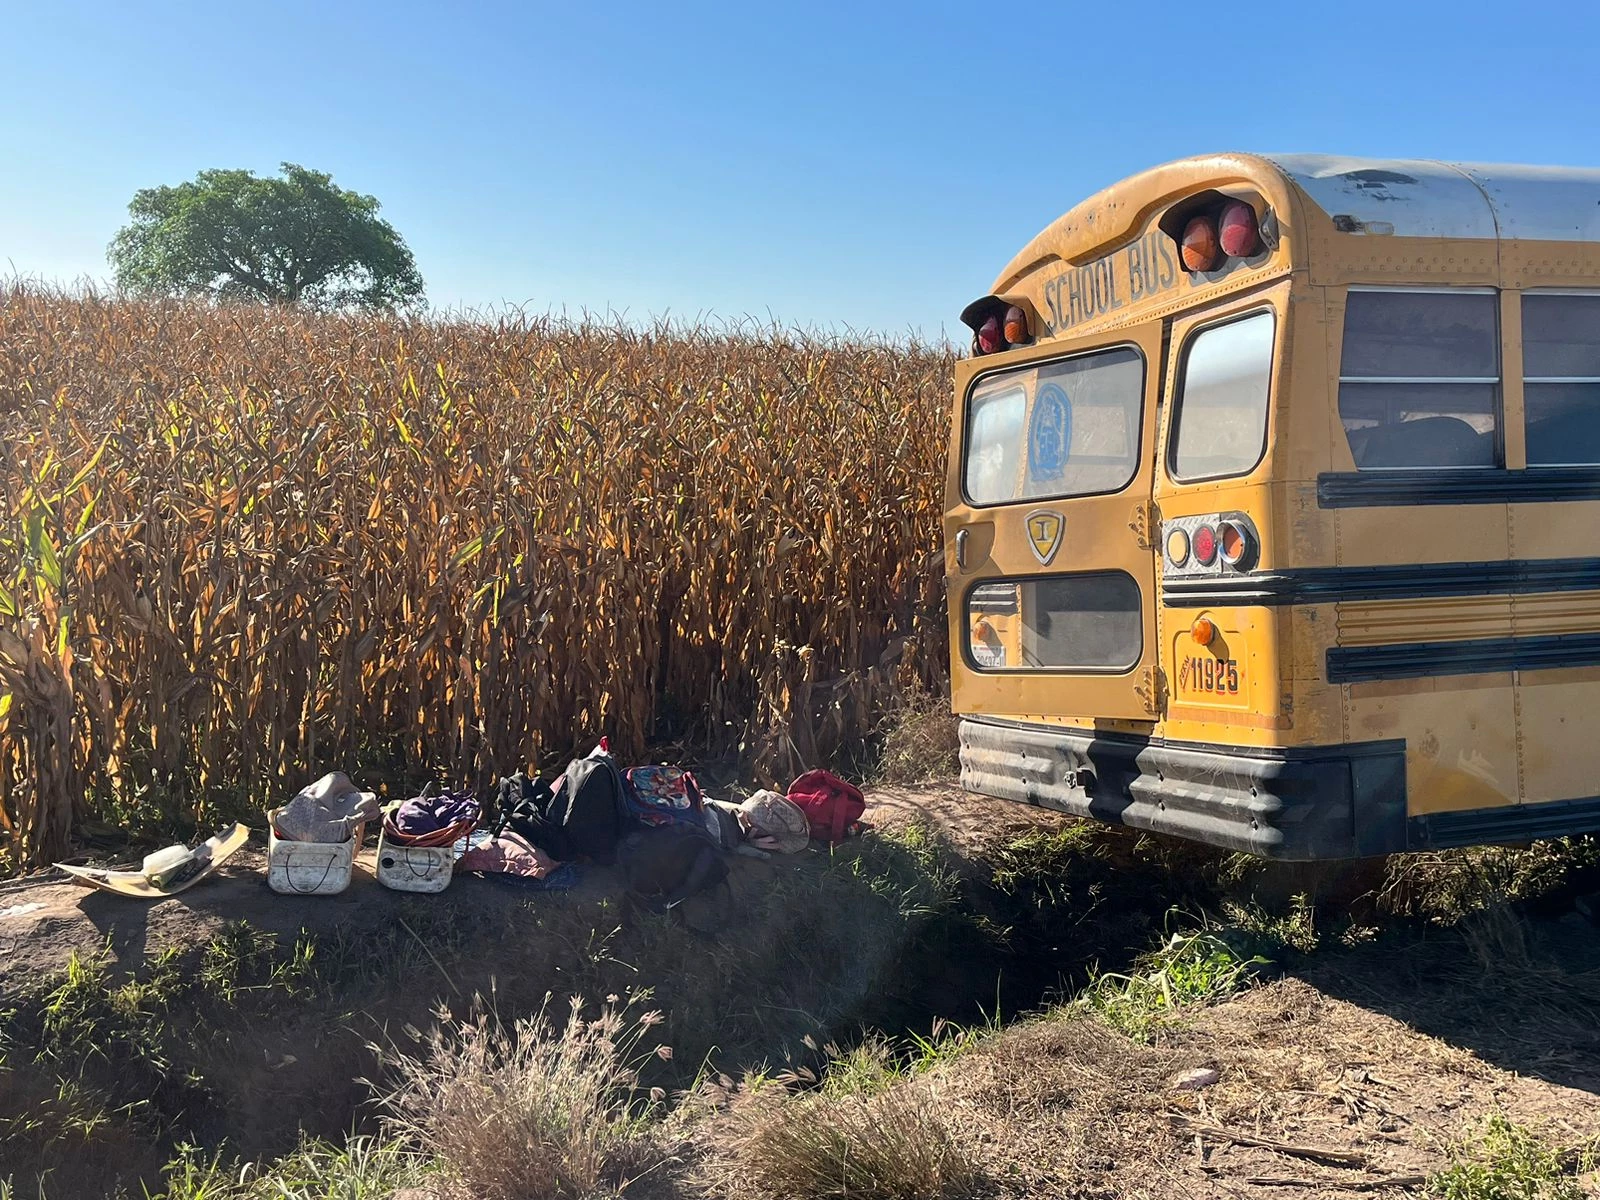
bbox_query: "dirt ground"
[917,974,1600,1200]
[2,783,1597,1198]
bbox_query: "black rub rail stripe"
[1414,794,1600,848]
[1327,631,1600,684]
[1161,556,1600,608]
[1319,466,1600,508]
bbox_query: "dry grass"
[873,682,960,784]
[1377,837,1600,923]
[373,996,668,1200]
[0,284,953,869]
[698,1075,983,1200]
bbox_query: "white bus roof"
[1263,154,1600,242]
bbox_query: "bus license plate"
[1178,654,1239,697]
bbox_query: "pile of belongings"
[272,772,381,843]
[478,742,866,915]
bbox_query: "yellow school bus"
[946,153,1600,859]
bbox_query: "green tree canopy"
[108,163,424,310]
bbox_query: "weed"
[874,684,960,784]
[818,1036,901,1098]
[200,921,286,1004]
[809,1010,1002,1100]
[374,995,668,1200]
[843,818,965,928]
[1077,911,1268,1041]
[247,1137,433,1199]
[1220,892,1320,957]
[37,948,179,1083]
[711,1077,983,1200]
[144,1148,250,1200]
[1426,1112,1599,1200]
[1381,836,1600,923]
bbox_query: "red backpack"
[785,770,865,846]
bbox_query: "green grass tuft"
[1426,1113,1599,1200]
[1076,910,1269,1041]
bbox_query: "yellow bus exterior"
[945,153,1600,859]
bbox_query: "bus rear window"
[1338,289,1500,469]
[1170,310,1275,481]
[963,346,1144,506]
[965,571,1142,671]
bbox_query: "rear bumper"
[960,717,1600,859]
[959,718,1407,860]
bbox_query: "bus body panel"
[948,153,1600,857]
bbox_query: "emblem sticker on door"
[1025,510,1065,565]
[1027,382,1071,484]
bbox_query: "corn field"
[0,285,954,871]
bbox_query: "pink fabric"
[459,829,560,879]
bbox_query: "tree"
[108,162,424,310]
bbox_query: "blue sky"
[3,1,1599,340]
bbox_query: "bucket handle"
[278,852,339,894]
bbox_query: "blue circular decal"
[1027,382,1072,483]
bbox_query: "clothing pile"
[383,787,480,848]
[272,773,382,843]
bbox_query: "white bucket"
[266,812,364,896]
[375,829,454,893]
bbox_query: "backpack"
[494,770,555,835]
[623,765,706,828]
[785,769,865,847]
[499,744,636,864]
[617,823,728,914]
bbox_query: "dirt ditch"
[1,785,1597,1198]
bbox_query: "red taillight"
[1181,215,1221,272]
[1003,305,1029,345]
[977,316,1004,355]
[1192,523,1218,566]
[1219,200,1261,258]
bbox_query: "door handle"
[955,528,969,570]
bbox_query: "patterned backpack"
[622,765,707,828]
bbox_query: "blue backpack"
[623,765,706,828]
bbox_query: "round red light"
[1219,200,1261,258]
[977,316,1004,354]
[1181,216,1221,272]
[1192,524,1218,566]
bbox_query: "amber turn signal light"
[1181,215,1221,272]
[1002,305,1029,345]
[1190,616,1217,647]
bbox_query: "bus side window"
[1524,293,1600,467]
[1338,290,1500,470]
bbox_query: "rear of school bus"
[946,152,1600,860]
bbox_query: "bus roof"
[994,153,1600,295]
[1267,154,1600,242]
